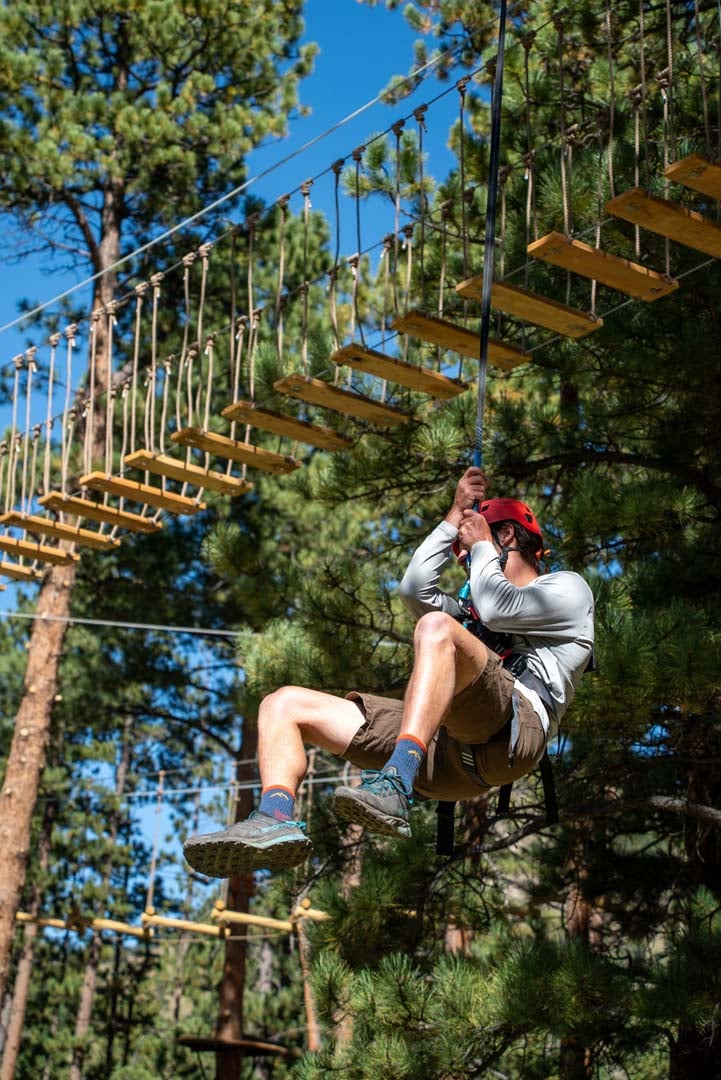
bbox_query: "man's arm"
[468,542,594,636]
[399,467,489,620]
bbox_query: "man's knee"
[258,685,307,728]
[413,610,457,647]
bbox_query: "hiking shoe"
[333,767,413,838]
[183,811,312,877]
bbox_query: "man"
[184,468,595,877]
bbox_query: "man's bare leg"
[334,611,490,836]
[400,611,490,745]
[183,687,364,876]
[257,685,365,791]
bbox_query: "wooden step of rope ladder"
[527,231,679,301]
[455,276,603,339]
[0,512,121,551]
[78,473,206,515]
[664,154,721,202]
[0,560,43,582]
[330,343,469,400]
[273,373,412,428]
[123,451,254,497]
[0,535,79,566]
[38,493,162,534]
[221,401,354,452]
[391,310,527,371]
[170,429,301,473]
[605,188,721,260]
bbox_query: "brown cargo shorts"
[343,651,546,801]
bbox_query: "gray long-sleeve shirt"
[399,520,595,730]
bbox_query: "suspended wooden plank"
[170,429,300,473]
[79,472,206,515]
[38,493,162,533]
[221,400,353,451]
[0,512,121,551]
[124,451,253,496]
[455,275,603,339]
[605,187,721,260]
[177,1036,292,1058]
[331,343,469,399]
[0,560,43,581]
[274,373,412,428]
[0,535,79,565]
[528,231,679,301]
[16,911,152,940]
[141,907,226,938]
[391,310,527,371]
[664,154,721,201]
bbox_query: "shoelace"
[248,810,307,832]
[359,769,413,800]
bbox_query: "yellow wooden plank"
[170,428,301,473]
[141,908,226,938]
[273,374,412,428]
[528,231,678,301]
[605,187,721,259]
[0,560,43,581]
[38,493,162,533]
[124,451,253,496]
[391,310,527,371]
[79,472,206,515]
[221,400,353,451]
[0,535,79,565]
[455,276,603,339]
[664,153,721,201]
[0,512,120,551]
[331,343,468,399]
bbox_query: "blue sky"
[0,0,462,358]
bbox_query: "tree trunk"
[559,825,599,1080]
[0,803,54,1080]
[214,737,256,1080]
[70,717,132,1080]
[0,177,122,1002]
[668,697,721,1080]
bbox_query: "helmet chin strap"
[491,526,519,571]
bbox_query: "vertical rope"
[402,225,414,365]
[43,333,60,496]
[149,273,163,453]
[639,0,651,191]
[159,358,172,455]
[274,197,289,368]
[84,311,101,477]
[474,0,508,469]
[414,105,428,312]
[665,0,677,160]
[554,15,572,237]
[605,4,617,198]
[693,0,712,157]
[659,69,672,276]
[29,426,41,515]
[6,356,23,512]
[631,90,642,257]
[457,79,470,282]
[130,283,148,456]
[193,244,212,425]
[351,147,367,348]
[60,326,77,495]
[300,180,313,374]
[119,381,130,477]
[391,121,404,317]
[522,31,537,270]
[227,317,246,461]
[0,444,7,520]
[176,253,196,435]
[329,161,344,369]
[104,302,117,476]
[20,349,37,514]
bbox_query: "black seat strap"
[436,800,456,856]
[497,782,512,814]
[538,749,558,825]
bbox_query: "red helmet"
[453,497,543,559]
